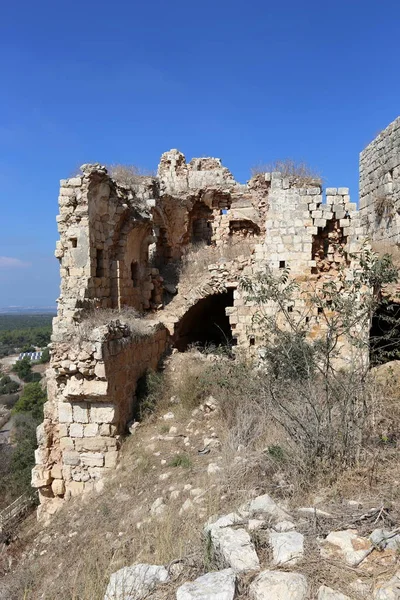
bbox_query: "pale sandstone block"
[105,450,119,468]
[51,464,63,479]
[70,423,84,438]
[60,437,75,451]
[80,452,104,467]
[84,423,99,437]
[58,402,73,423]
[31,465,52,488]
[68,481,84,497]
[63,451,80,466]
[90,404,116,424]
[34,447,49,465]
[52,479,65,496]
[72,403,89,423]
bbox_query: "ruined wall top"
[360,116,400,244]
[158,150,237,195]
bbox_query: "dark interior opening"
[370,301,400,365]
[96,249,104,278]
[174,289,235,351]
[131,261,139,287]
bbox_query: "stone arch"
[173,289,235,351]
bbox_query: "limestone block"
[80,452,104,467]
[90,404,116,424]
[94,362,106,378]
[52,478,65,496]
[70,423,84,438]
[63,451,80,466]
[326,188,337,195]
[59,423,69,437]
[32,465,52,488]
[249,571,308,600]
[176,569,236,600]
[60,437,75,451]
[75,437,110,452]
[338,187,349,195]
[65,177,82,187]
[104,563,169,600]
[34,447,49,465]
[105,450,119,468]
[269,531,304,565]
[64,377,108,399]
[99,424,111,436]
[84,423,99,437]
[73,403,89,423]
[58,402,73,423]
[321,530,372,566]
[51,464,63,479]
[68,481,85,497]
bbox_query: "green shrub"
[13,382,46,421]
[168,454,192,468]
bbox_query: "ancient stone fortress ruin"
[32,117,400,520]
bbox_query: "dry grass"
[374,195,395,219]
[108,164,155,188]
[251,158,322,187]
[76,307,154,342]
[4,352,400,598]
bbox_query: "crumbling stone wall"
[33,321,167,520]
[360,116,400,244]
[38,121,400,518]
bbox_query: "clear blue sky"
[1,0,399,307]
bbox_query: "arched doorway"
[174,290,235,351]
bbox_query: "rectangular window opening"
[70,238,77,248]
[96,249,104,278]
[317,307,323,314]
[279,260,286,269]
[249,336,255,346]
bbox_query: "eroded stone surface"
[249,570,308,600]
[103,563,169,600]
[321,530,372,567]
[176,569,236,600]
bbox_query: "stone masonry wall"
[33,321,167,521]
[360,116,400,244]
[36,121,400,518]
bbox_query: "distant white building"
[18,352,42,362]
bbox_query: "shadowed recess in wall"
[173,290,235,351]
[370,301,400,365]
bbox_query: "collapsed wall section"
[360,117,400,245]
[53,165,161,341]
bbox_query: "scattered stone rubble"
[33,117,400,521]
[103,492,400,599]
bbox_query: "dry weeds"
[251,158,322,187]
[76,307,153,342]
[108,164,155,187]
[3,352,400,599]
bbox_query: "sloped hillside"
[2,352,400,599]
